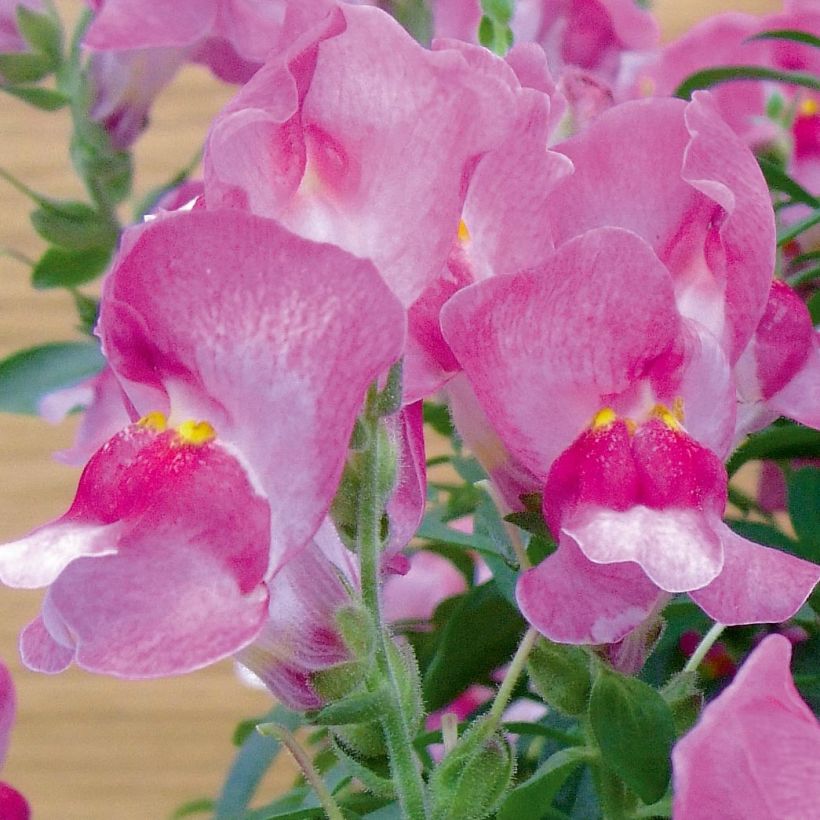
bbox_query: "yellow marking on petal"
[650,403,682,431]
[800,97,818,117]
[672,396,685,423]
[624,418,637,436]
[591,407,617,429]
[138,411,167,431]
[458,218,471,243]
[175,419,216,446]
[638,75,655,98]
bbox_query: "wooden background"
[0,1,779,817]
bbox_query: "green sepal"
[1,84,67,110]
[332,738,396,799]
[0,51,53,83]
[31,244,112,289]
[430,720,515,820]
[589,666,676,805]
[496,746,596,820]
[313,661,369,705]
[30,199,116,250]
[727,421,820,476]
[0,341,104,415]
[311,687,389,726]
[16,5,63,63]
[527,638,592,716]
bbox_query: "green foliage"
[0,341,104,414]
[527,639,592,717]
[497,746,595,820]
[747,27,820,49]
[758,157,819,208]
[588,667,676,805]
[422,581,526,711]
[726,421,820,476]
[0,51,54,83]
[30,198,116,251]
[31,245,112,289]
[675,64,820,100]
[16,5,63,62]
[1,84,67,110]
[788,468,820,561]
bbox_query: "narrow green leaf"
[675,64,820,100]
[747,28,820,49]
[497,746,595,820]
[727,519,803,557]
[16,5,63,61]
[727,423,820,476]
[1,84,67,110]
[758,157,819,207]
[778,208,820,246]
[589,668,676,805]
[31,245,111,289]
[0,51,53,83]
[30,199,115,250]
[214,705,302,820]
[171,797,215,818]
[808,290,820,324]
[0,341,104,415]
[787,263,820,288]
[788,468,820,561]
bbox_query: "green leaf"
[423,581,526,711]
[423,400,455,439]
[16,5,63,62]
[0,341,104,414]
[497,746,595,820]
[726,422,820,476]
[171,798,215,818]
[30,199,115,250]
[778,208,820,246]
[758,157,819,208]
[675,65,820,100]
[589,668,676,805]
[808,290,820,324]
[1,84,67,110]
[71,290,99,336]
[214,705,302,820]
[527,639,592,716]
[726,518,806,558]
[31,245,112,289]
[747,28,820,49]
[0,51,53,83]
[788,468,820,561]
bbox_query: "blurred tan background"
[0,1,780,817]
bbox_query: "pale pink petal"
[565,506,723,593]
[768,332,820,430]
[19,616,73,674]
[672,634,820,819]
[516,535,662,645]
[99,209,405,570]
[690,525,820,626]
[441,227,679,477]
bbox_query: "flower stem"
[487,626,539,726]
[258,724,345,820]
[357,384,429,819]
[684,622,726,674]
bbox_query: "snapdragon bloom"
[672,634,820,819]
[0,209,405,677]
[0,662,30,820]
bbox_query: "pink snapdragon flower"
[203,3,520,312]
[442,224,819,645]
[672,634,820,819]
[0,662,30,820]
[0,209,405,677]
[0,0,41,56]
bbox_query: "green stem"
[258,724,345,820]
[0,166,44,204]
[684,622,726,674]
[487,627,539,726]
[357,385,429,819]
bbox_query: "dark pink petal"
[672,634,820,819]
[517,534,662,644]
[768,335,820,429]
[441,227,679,477]
[99,209,405,569]
[0,783,29,820]
[0,661,14,767]
[385,403,427,555]
[690,525,820,625]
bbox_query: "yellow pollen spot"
[800,97,819,117]
[672,396,685,423]
[639,75,655,98]
[624,418,637,435]
[591,407,617,429]
[138,411,167,431]
[457,219,471,243]
[650,403,682,431]
[175,419,216,446]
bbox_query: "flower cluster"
[0,0,819,816]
